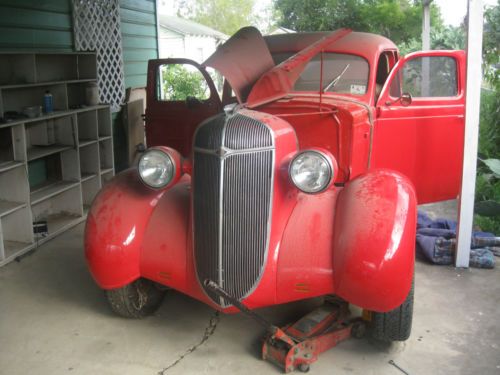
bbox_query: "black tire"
[371,278,414,342]
[105,278,166,318]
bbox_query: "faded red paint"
[86,27,465,314]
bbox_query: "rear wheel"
[370,279,414,342]
[105,278,166,318]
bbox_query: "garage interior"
[0,0,499,374]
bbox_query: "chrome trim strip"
[193,145,274,157]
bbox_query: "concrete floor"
[1,204,499,375]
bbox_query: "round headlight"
[289,151,333,193]
[138,149,175,188]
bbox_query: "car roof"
[264,31,398,60]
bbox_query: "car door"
[145,58,222,157]
[371,50,466,204]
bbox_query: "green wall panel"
[120,7,156,25]
[0,0,71,13]
[120,0,155,13]
[122,35,157,49]
[120,0,157,89]
[117,0,158,171]
[0,6,72,30]
[0,0,73,51]
[123,48,157,62]
[0,27,73,50]
[124,61,149,76]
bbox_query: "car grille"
[193,113,274,306]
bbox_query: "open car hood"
[203,27,275,104]
[246,28,352,108]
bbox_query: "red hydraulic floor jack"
[205,280,366,373]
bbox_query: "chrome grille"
[193,113,274,306]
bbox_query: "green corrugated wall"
[117,0,158,170]
[0,0,73,50]
[120,0,158,89]
[0,0,159,171]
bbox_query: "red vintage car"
[85,27,465,342]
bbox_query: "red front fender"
[332,169,417,312]
[84,169,169,289]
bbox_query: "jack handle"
[204,279,296,345]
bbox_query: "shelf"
[0,79,96,90]
[30,180,79,205]
[30,213,85,249]
[39,213,84,238]
[0,200,26,217]
[0,52,107,268]
[2,241,34,263]
[100,168,114,175]
[0,160,24,173]
[79,139,97,148]
[0,105,109,129]
[81,173,97,182]
[27,145,72,161]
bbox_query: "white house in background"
[267,26,296,35]
[158,15,228,62]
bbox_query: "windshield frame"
[271,50,372,101]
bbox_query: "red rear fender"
[332,170,417,312]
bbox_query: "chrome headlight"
[289,150,333,193]
[138,149,175,188]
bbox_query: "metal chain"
[133,281,148,311]
[158,311,220,374]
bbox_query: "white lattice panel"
[72,0,125,111]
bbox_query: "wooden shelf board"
[0,200,26,218]
[33,214,85,247]
[27,145,72,161]
[0,105,109,129]
[81,173,98,182]
[0,160,24,173]
[0,78,96,90]
[30,180,79,205]
[78,139,97,148]
[98,135,112,141]
[100,168,114,175]
[2,241,34,264]
[0,214,86,267]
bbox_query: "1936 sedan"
[85,27,465,342]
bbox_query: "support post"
[422,1,432,96]
[456,0,484,268]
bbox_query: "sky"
[434,0,497,26]
[161,0,498,27]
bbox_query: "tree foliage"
[176,0,256,35]
[398,25,466,55]
[273,0,442,45]
[161,64,209,101]
[483,0,500,88]
[476,1,500,233]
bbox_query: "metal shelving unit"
[0,52,114,267]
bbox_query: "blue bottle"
[43,90,53,113]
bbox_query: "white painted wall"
[159,28,221,62]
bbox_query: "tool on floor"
[388,359,410,375]
[205,279,366,373]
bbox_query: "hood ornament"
[216,146,229,158]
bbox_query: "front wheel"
[370,278,414,342]
[105,278,166,318]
